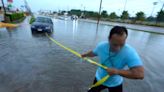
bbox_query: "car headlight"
[45,26,51,29]
[31,25,35,28]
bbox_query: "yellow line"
[45,33,110,88]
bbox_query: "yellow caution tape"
[91,75,110,88]
[45,33,110,88]
[0,22,18,28]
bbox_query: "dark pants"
[88,78,122,92]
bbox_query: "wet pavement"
[0,17,164,92]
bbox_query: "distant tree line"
[61,9,164,22]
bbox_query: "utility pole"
[1,0,6,15]
[24,0,32,15]
[1,0,7,22]
[97,0,102,24]
[156,2,164,23]
[161,3,164,11]
[123,0,127,11]
[150,2,158,17]
[96,0,102,32]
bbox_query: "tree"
[109,12,117,19]
[135,11,145,21]
[85,11,99,18]
[70,9,81,16]
[53,11,57,14]
[156,10,164,22]
[61,10,66,15]
[101,10,108,18]
[121,11,129,20]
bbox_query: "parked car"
[31,16,53,33]
[71,15,78,20]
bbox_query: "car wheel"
[50,28,53,33]
[31,29,35,33]
[47,29,52,34]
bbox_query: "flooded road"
[0,17,164,92]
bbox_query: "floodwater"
[0,17,164,92]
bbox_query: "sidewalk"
[79,19,164,35]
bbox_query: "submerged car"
[31,17,53,33]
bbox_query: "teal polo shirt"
[93,41,143,87]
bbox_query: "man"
[81,26,144,92]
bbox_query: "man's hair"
[108,26,128,39]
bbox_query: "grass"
[100,18,164,28]
[10,17,26,24]
[29,16,35,24]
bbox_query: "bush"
[6,13,24,21]
[29,16,35,24]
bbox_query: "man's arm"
[81,50,96,58]
[106,66,144,79]
[118,66,144,79]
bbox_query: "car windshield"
[35,17,52,23]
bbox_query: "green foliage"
[109,12,117,19]
[121,11,129,20]
[6,13,24,21]
[85,11,99,18]
[69,9,99,18]
[156,10,164,22]
[29,16,35,24]
[70,9,81,16]
[101,10,108,18]
[135,11,145,21]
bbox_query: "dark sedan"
[31,17,53,33]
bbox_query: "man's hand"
[81,50,96,58]
[81,54,87,58]
[106,68,119,75]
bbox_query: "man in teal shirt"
[81,26,144,92]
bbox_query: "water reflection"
[72,20,78,40]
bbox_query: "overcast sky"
[2,0,164,17]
